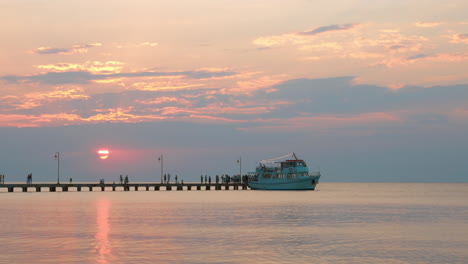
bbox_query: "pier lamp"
[237,157,242,177]
[54,152,60,184]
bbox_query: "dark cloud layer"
[1,70,237,85]
[298,23,357,36]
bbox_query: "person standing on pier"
[175,175,178,184]
[216,175,219,184]
[205,175,207,184]
[120,175,123,184]
[70,178,72,184]
[168,173,171,184]
[201,175,203,184]
[208,176,211,184]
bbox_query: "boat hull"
[248,176,319,190]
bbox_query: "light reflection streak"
[94,198,111,263]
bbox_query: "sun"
[98,149,110,160]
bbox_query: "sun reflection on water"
[94,198,111,263]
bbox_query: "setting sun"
[98,149,110,160]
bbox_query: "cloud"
[35,61,124,74]
[297,24,358,36]
[414,22,443,28]
[1,76,468,132]
[1,69,238,85]
[406,54,430,60]
[34,43,102,55]
[451,34,468,44]
[253,23,359,47]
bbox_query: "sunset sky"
[1,0,467,182]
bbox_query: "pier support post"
[22,187,27,192]
[101,186,105,191]
[234,185,238,190]
[187,186,191,191]
[197,185,201,190]
[166,186,172,191]
[63,186,68,192]
[206,185,211,191]
[77,186,81,192]
[225,185,229,190]
[177,185,183,190]
[89,186,93,191]
[8,187,14,192]
[242,185,247,190]
[146,186,149,191]
[36,187,41,192]
[50,187,56,192]
[155,185,160,191]
[112,186,116,191]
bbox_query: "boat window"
[263,174,271,179]
[287,173,295,178]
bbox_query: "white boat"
[248,153,321,190]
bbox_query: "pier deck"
[0,183,249,192]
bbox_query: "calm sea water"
[1,183,468,264]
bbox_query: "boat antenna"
[292,152,297,160]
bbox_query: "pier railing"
[0,182,249,193]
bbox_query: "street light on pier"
[158,154,163,183]
[54,152,60,184]
[237,156,242,177]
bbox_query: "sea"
[1,183,468,264]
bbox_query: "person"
[205,175,207,184]
[168,173,171,184]
[26,173,32,184]
[70,178,72,184]
[120,175,123,184]
[208,176,211,184]
[124,175,129,184]
[164,174,167,183]
[175,175,178,184]
[201,175,203,184]
[216,175,219,184]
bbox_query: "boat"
[247,153,321,190]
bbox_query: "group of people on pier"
[162,173,183,184]
[200,174,249,184]
[119,175,130,185]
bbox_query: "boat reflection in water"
[248,153,321,190]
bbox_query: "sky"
[1,0,467,183]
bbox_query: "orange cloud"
[36,61,124,74]
[451,34,468,44]
[414,22,444,28]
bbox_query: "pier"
[0,183,249,193]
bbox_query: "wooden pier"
[0,183,249,193]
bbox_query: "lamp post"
[54,152,60,184]
[158,154,163,183]
[237,156,242,177]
